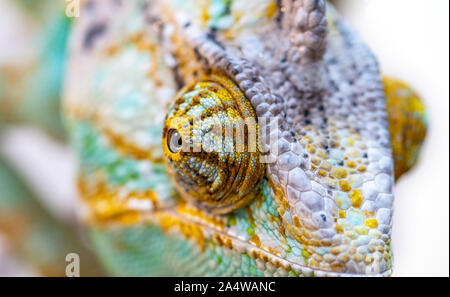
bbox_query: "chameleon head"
[60,0,421,277]
[158,0,395,275]
[162,74,266,214]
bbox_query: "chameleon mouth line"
[86,204,392,277]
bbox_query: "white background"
[0,0,449,276]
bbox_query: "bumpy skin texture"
[62,0,406,276]
[162,75,266,214]
[0,0,427,277]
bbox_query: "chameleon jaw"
[62,0,403,276]
[152,203,393,277]
[77,179,392,277]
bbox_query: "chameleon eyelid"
[162,74,266,215]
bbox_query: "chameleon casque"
[0,0,427,276]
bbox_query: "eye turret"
[162,74,265,214]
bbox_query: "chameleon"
[0,0,427,276]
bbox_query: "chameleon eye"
[162,74,266,214]
[167,129,183,154]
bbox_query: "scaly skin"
[63,0,428,276]
[0,0,427,276]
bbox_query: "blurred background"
[0,0,448,276]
